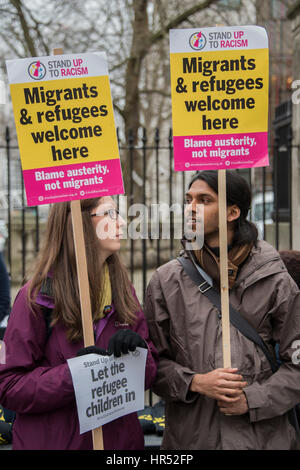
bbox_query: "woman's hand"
[190,368,248,403]
[108,329,147,357]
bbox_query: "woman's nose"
[117,214,126,228]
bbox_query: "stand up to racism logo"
[28,61,46,80]
[189,31,206,51]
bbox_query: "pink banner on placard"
[23,158,124,206]
[173,132,268,171]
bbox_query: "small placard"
[67,349,147,434]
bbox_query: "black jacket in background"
[0,253,10,323]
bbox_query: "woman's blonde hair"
[27,198,139,342]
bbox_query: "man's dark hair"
[188,170,258,246]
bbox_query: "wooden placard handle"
[218,170,231,368]
[71,200,104,450]
[70,200,95,347]
[53,47,104,450]
[212,24,231,369]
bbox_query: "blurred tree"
[0,0,255,199]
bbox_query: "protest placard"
[169,25,269,368]
[67,349,147,434]
[6,48,125,449]
[6,51,124,206]
[169,26,269,172]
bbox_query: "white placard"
[169,25,268,53]
[6,51,108,84]
[67,349,147,434]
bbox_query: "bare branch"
[0,32,22,57]
[113,102,125,119]
[149,0,219,46]
[9,0,38,56]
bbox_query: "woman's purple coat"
[0,282,158,450]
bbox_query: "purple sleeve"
[0,285,74,414]
[131,287,159,390]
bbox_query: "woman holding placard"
[0,196,158,450]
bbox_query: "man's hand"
[217,392,249,415]
[190,368,247,403]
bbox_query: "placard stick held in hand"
[218,169,231,368]
[53,47,104,451]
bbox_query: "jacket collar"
[181,239,286,290]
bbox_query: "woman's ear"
[227,204,241,222]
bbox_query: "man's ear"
[227,205,240,222]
